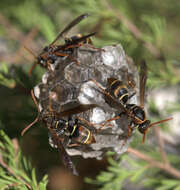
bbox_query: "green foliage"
[86,152,180,190]
[0,0,180,190]
[1,0,180,88]
[0,63,16,88]
[0,129,48,190]
[144,178,180,190]
[85,155,148,190]
[141,15,166,48]
[0,62,43,90]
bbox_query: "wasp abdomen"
[69,124,95,145]
[109,79,128,104]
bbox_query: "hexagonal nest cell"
[33,44,138,160]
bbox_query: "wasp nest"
[34,44,138,160]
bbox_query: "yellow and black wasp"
[21,89,98,175]
[91,60,172,143]
[25,13,97,75]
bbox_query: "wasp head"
[138,120,151,134]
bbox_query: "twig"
[0,13,39,63]
[154,127,170,166]
[127,147,180,179]
[104,0,164,60]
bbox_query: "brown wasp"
[21,89,99,175]
[26,13,97,75]
[91,60,172,143]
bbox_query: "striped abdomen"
[69,124,95,144]
[108,78,129,104]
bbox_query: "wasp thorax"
[138,120,151,134]
[127,104,145,122]
[65,34,83,44]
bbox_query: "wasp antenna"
[21,90,40,136]
[141,117,172,144]
[21,116,39,136]
[28,62,38,76]
[148,117,173,129]
[24,46,37,58]
[24,46,38,76]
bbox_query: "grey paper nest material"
[34,44,138,159]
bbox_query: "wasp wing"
[48,127,78,176]
[50,13,89,46]
[139,60,147,108]
[56,102,98,117]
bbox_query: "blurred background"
[0,0,180,190]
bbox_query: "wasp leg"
[97,111,127,132]
[67,139,95,148]
[81,44,105,52]
[65,43,104,52]
[67,143,81,148]
[64,44,83,50]
[122,124,133,146]
[77,116,112,133]
[96,115,121,132]
[125,69,136,98]
[47,60,54,75]
[55,52,79,66]
[90,79,115,101]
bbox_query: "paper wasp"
[54,116,96,147]
[48,116,96,149]
[21,89,99,175]
[91,60,172,143]
[26,13,97,75]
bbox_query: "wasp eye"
[138,120,151,134]
[43,46,49,52]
